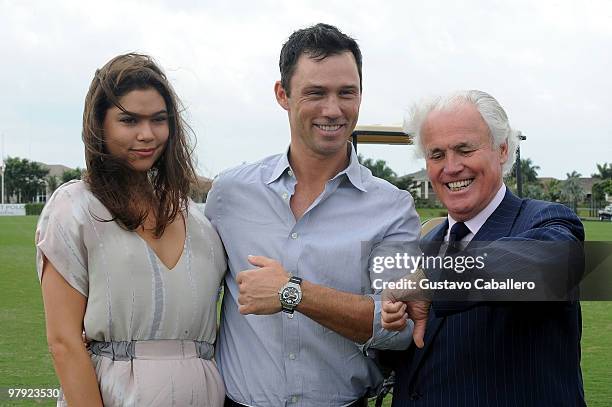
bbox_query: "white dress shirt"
[445,183,507,243]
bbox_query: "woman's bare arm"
[41,260,103,407]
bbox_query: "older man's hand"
[382,299,430,349]
[236,255,290,315]
[381,270,431,348]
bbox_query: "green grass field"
[0,216,610,406]
[0,216,55,406]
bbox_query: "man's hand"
[381,299,430,349]
[405,300,430,349]
[381,300,408,331]
[236,255,290,315]
[381,270,432,348]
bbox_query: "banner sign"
[0,204,26,216]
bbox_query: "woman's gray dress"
[36,180,226,406]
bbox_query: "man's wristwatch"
[278,275,303,315]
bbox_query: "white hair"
[404,90,520,175]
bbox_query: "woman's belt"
[88,339,214,361]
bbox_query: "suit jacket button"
[409,392,421,400]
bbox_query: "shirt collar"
[447,183,506,240]
[332,144,367,192]
[266,146,292,185]
[265,143,367,192]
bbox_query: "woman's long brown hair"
[82,53,197,237]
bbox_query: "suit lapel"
[471,189,522,241]
[405,190,523,387]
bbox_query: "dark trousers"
[224,396,368,407]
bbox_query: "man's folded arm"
[428,205,585,316]
[359,295,414,353]
[295,284,414,351]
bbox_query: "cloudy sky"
[1,0,610,179]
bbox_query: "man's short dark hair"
[279,23,362,96]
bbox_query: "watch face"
[281,286,301,306]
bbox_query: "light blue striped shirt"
[205,146,420,406]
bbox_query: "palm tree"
[509,158,540,184]
[506,158,541,198]
[543,178,562,202]
[357,154,397,184]
[592,179,612,206]
[561,171,584,213]
[592,163,612,179]
[589,163,611,209]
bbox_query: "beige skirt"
[57,340,225,407]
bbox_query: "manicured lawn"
[0,215,610,406]
[0,216,55,406]
[582,220,612,241]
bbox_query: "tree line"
[3,155,611,209]
[1,156,212,204]
[2,157,83,203]
[358,154,612,211]
[505,160,612,210]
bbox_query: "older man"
[382,90,585,406]
[205,24,420,407]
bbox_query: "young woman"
[36,53,225,406]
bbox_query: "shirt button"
[289,353,296,360]
[288,170,294,177]
[291,396,298,403]
[282,192,289,200]
[291,232,298,239]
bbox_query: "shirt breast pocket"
[312,244,370,295]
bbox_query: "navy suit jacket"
[392,189,586,407]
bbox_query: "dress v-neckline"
[135,212,188,271]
